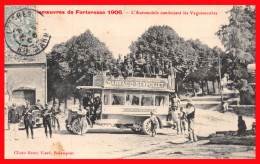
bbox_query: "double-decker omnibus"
[66,74,176,135]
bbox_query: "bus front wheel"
[71,118,89,135]
[142,118,152,135]
[142,118,159,135]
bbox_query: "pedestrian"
[8,103,20,141]
[23,100,34,139]
[78,105,87,136]
[237,115,247,136]
[35,99,44,111]
[51,101,61,131]
[186,100,198,142]
[172,93,181,110]
[180,107,187,135]
[222,101,229,113]
[42,104,52,138]
[150,112,158,137]
[172,107,181,135]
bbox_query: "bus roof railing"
[76,86,103,90]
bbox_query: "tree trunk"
[64,98,68,113]
[191,81,197,97]
[201,81,204,94]
[206,80,209,94]
[52,97,55,106]
[212,80,216,93]
[58,99,61,107]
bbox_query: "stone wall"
[5,63,47,104]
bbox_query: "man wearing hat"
[186,100,198,142]
[23,100,34,139]
[51,101,61,131]
[36,99,44,111]
[42,103,52,138]
[8,103,20,141]
[150,112,158,137]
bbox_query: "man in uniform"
[51,102,61,131]
[8,103,20,141]
[23,100,34,139]
[42,104,52,138]
[36,99,44,111]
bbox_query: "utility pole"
[218,50,223,103]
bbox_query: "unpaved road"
[5,106,255,159]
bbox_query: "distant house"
[5,47,47,106]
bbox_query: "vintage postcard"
[4,5,256,159]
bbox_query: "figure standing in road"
[150,112,158,137]
[78,105,87,136]
[237,115,247,136]
[8,103,20,141]
[23,100,34,139]
[42,103,52,138]
[180,107,187,135]
[51,101,61,131]
[186,100,198,142]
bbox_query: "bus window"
[155,95,167,106]
[126,92,140,106]
[112,93,125,105]
[141,95,154,106]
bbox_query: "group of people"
[8,99,61,141]
[150,94,198,143]
[82,95,102,123]
[106,53,175,78]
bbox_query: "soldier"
[23,100,34,139]
[42,103,52,138]
[122,64,129,78]
[35,99,44,111]
[155,59,163,75]
[8,103,20,141]
[144,54,152,76]
[135,54,146,73]
[51,102,61,131]
[127,61,134,76]
[112,65,121,77]
[93,96,102,122]
[151,54,156,75]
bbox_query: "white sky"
[38,5,232,57]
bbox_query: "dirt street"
[5,105,255,159]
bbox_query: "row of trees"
[47,5,255,106]
[129,25,224,95]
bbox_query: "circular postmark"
[5,8,51,56]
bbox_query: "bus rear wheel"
[71,118,89,135]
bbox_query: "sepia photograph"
[4,5,255,159]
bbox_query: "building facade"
[5,47,47,107]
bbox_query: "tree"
[216,5,255,104]
[47,29,115,107]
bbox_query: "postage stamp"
[5,6,51,56]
